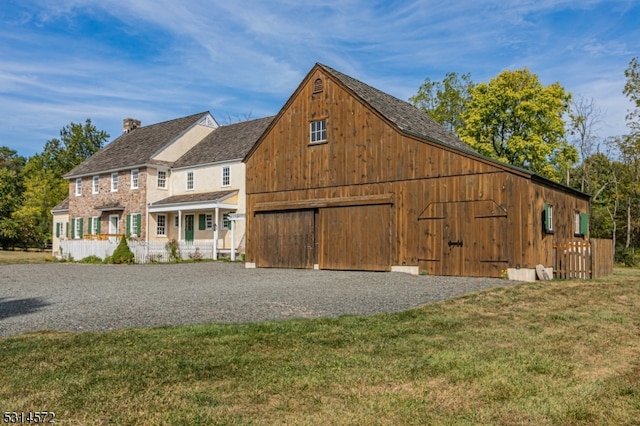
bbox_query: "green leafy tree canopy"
[458,68,575,181]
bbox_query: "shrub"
[80,255,103,264]
[111,236,135,264]
[165,239,181,262]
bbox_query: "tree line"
[0,120,109,249]
[1,58,638,263]
[410,57,640,264]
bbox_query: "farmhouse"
[244,63,591,278]
[57,112,272,260]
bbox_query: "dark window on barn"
[544,203,554,234]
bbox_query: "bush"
[80,255,103,264]
[111,236,135,264]
[165,239,181,263]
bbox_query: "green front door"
[185,214,194,242]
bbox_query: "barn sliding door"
[319,205,391,271]
[418,200,508,277]
[254,210,315,268]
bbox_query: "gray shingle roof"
[318,63,474,153]
[151,190,237,206]
[51,198,69,213]
[64,112,210,178]
[173,116,274,168]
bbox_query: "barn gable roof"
[64,112,212,178]
[317,63,475,153]
[173,116,274,169]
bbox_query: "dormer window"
[310,119,327,144]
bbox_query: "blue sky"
[1,0,638,158]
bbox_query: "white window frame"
[131,169,139,189]
[222,213,231,230]
[75,178,82,196]
[205,213,213,230]
[91,216,100,235]
[130,213,139,237]
[111,172,118,192]
[174,215,179,227]
[75,218,82,239]
[310,119,327,144]
[156,214,166,236]
[544,203,554,233]
[157,170,167,189]
[92,175,99,194]
[186,171,194,190]
[222,166,230,187]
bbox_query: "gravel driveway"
[0,263,512,337]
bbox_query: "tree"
[14,119,109,246]
[624,57,640,135]
[410,72,474,135]
[459,68,575,181]
[568,96,603,191]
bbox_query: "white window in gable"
[75,178,82,196]
[131,169,139,189]
[156,214,166,236]
[111,172,118,192]
[222,166,230,186]
[310,119,327,144]
[92,176,99,194]
[157,170,167,189]
[187,171,194,190]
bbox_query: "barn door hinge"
[448,240,463,248]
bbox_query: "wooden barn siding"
[245,67,590,276]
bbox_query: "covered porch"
[148,190,244,260]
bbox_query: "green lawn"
[1,269,639,425]
[0,249,51,264]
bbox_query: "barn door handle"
[448,240,463,247]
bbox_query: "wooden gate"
[554,239,613,279]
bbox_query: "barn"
[244,63,590,278]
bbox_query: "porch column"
[213,206,219,260]
[178,209,182,243]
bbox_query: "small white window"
[75,178,82,196]
[156,214,166,236]
[130,214,139,237]
[174,216,179,227]
[222,166,230,186]
[92,176,99,194]
[157,170,167,189]
[131,169,139,189]
[187,171,194,190]
[310,119,327,144]
[574,211,581,235]
[111,172,118,192]
[544,203,554,233]
[222,213,231,230]
[91,216,100,235]
[75,218,82,239]
[205,214,213,230]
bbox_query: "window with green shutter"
[544,203,553,234]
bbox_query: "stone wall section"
[68,167,149,240]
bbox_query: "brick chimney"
[123,118,141,133]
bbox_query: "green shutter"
[66,222,69,238]
[55,223,60,238]
[199,214,206,230]
[126,214,131,237]
[87,217,92,235]
[79,218,83,238]
[71,218,76,239]
[136,214,141,237]
[96,217,101,234]
[580,213,589,236]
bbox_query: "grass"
[1,269,639,425]
[0,249,50,264]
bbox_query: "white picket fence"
[59,239,231,263]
